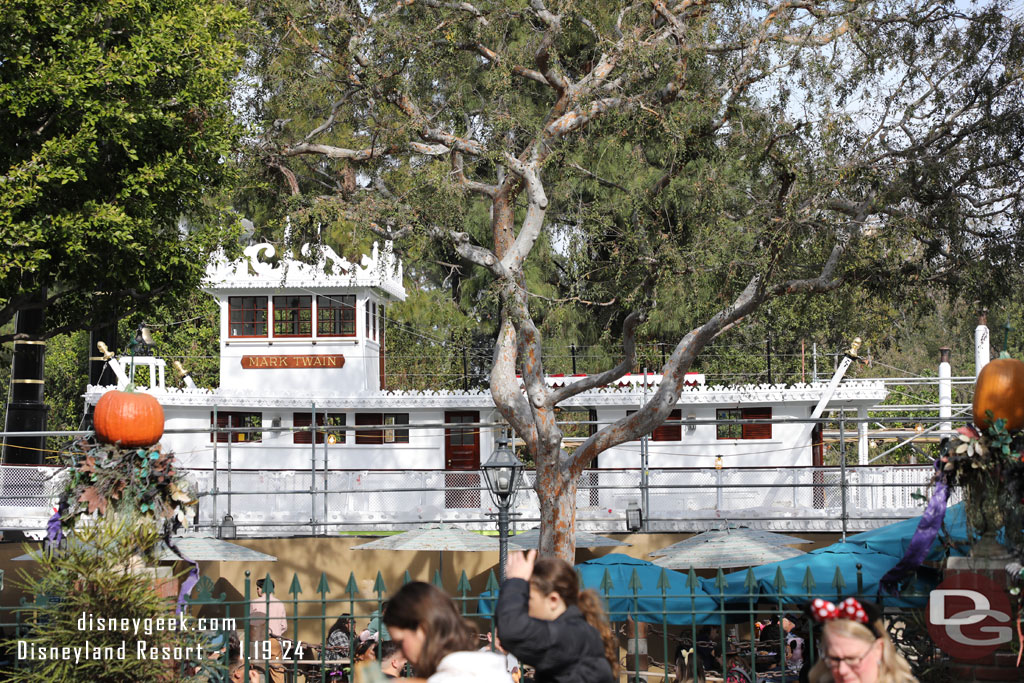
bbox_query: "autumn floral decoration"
[940,416,1024,554]
[51,439,197,552]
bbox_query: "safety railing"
[0,463,949,537]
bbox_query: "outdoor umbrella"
[649,528,811,557]
[351,524,529,580]
[845,502,971,562]
[651,534,807,570]
[477,553,725,625]
[13,536,278,563]
[574,554,726,625]
[719,542,939,609]
[507,527,631,550]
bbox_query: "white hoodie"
[428,650,516,683]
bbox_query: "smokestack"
[3,296,48,465]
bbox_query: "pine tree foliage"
[231,0,1024,557]
[8,514,209,682]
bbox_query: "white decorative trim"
[83,379,886,410]
[204,241,406,301]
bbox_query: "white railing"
[0,464,949,538]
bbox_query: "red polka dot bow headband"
[810,597,870,624]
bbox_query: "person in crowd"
[361,609,390,643]
[481,630,522,682]
[723,649,752,683]
[674,643,706,683]
[693,627,722,673]
[355,637,379,663]
[806,597,917,683]
[227,630,241,664]
[383,581,514,682]
[327,613,354,658]
[380,639,409,678]
[495,549,617,683]
[786,624,807,672]
[759,614,794,645]
[761,613,805,671]
[229,661,263,683]
[250,578,287,683]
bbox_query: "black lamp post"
[481,433,524,583]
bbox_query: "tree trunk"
[535,453,577,561]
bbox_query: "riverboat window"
[365,300,370,339]
[228,296,268,338]
[210,411,262,443]
[626,409,681,441]
[317,295,356,337]
[293,412,346,444]
[355,412,409,444]
[273,295,312,337]
[378,304,385,341]
[716,407,772,439]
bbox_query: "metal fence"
[0,565,946,682]
[0,464,954,538]
[0,462,950,540]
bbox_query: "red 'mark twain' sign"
[241,355,346,369]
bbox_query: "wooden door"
[444,411,480,508]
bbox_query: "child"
[383,581,514,683]
[496,549,617,683]
[674,644,706,683]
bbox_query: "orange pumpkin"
[972,355,1024,432]
[93,390,165,447]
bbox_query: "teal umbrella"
[477,554,726,625]
[720,542,938,608]
[575,554,726,625]
[845,502,971,561]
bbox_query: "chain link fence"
[0,463,948,537]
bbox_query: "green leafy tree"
[0,0,250,342]
[240,0,1024,560]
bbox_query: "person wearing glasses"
[806,598,916,683]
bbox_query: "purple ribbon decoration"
[163,534,201,615]
[45,501,67,555]
[177,565,200,615]
[879,456,950,594]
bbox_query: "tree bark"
[535,449,577,560]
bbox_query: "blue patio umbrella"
[720,542,939,609]
[575,554,728,625]
[845,502,972,562]
[478,553,727,625]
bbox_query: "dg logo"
[926,572,1014,660]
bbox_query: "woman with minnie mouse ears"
[806,598,916,683]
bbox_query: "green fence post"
[242,570,251,683]
[743,569,758,680]
[287,573,303,682]
[316,572,331,683]
[345,572,360,682]
[687,568,702,683]
[831,566,846,599]
[657,568,670,683]
[457,570,471,616]
[373,571,388,658]
[485,569,500,637]
[629,568,643,683]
